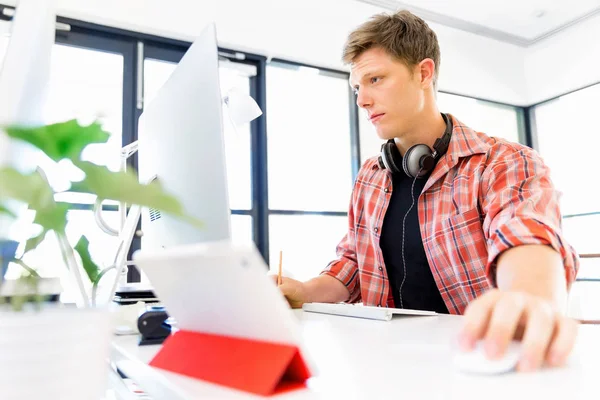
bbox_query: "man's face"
[349,47,426,140]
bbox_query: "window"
[231,214,254,246]
[534,84,600,220]
[567,256,600,320]
[266,62,354,279]
[45,44,124,203]
[533,84,600,256]
[562,214,600,256]
[268,214,347,281]
[5,34,131,303]
[533,83,600,319]
[437,93,521,143]
[267,63,354,211]
[357,104,381,163]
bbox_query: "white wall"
[4,0,528,105]
[525,13,600,105]
[431,21,528,105]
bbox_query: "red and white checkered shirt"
[321,114,579,315]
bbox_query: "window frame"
[264,58,360,223]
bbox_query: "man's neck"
[394,111,447,156]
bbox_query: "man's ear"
[418,58,436,89]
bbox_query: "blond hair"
[343,10,441,89]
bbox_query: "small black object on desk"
[114,287,159,306]
[138,305,172,346]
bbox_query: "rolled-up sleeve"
[320,232,361,303]
[480,145,579,287]
[320,185,362,303]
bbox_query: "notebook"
[302,302,437,321]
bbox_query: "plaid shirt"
[321,114,579,315]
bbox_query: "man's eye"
[353,88,359,95]
[371,77,380,84]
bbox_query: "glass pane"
[562,215,600,255]
[219,63,252,211]
[268,214,348,282]
[437,92,520,143]
[358,107,382,164]
[43,44,124,204]
[143,58,252,210]
[143,58,177,106]
[535,84,600,217]
[568,281,600,321]
[267,65,353,212]
[576,257,600,281]
[231,214,253,245]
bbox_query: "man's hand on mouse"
[458,289,579,372]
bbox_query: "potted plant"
[0,119,200,399]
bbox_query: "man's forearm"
[304,274,351,304]
[495,244,568,312]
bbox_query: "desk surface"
[111,310,600,399]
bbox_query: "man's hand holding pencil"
[272,250,309,309]
[273,250,351,308]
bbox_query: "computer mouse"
[454,340,522,375]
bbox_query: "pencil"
[278,250,283,286]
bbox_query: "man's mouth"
[369,113,385,122]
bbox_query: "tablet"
[132,239,309,357]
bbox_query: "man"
[276,10,579,372]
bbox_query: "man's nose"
[356,90,372,109]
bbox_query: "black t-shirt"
[379,167,449,314]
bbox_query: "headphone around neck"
[377,113,453,178]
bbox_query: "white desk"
[110,310,600,399]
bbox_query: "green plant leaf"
[0,204,16,218]
[23,230,49,254]
[75,161,202,227]
[32,203,69,234]
[4,120,110,162]
[74,235,100,284]
[62,181,94,195]
[0,167,55,210]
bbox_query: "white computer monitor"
[0,0,55,240]
[137,23,231,251]
[0,0,54,130]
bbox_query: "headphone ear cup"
[380,142,402,174]
[403,144,433,178]
[421,154,435,171]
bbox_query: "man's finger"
[518,300,555,372]
[459,290,501,350]
[483,292,526,359]
[546,316,579,367]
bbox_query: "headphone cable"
[398,166,423,309]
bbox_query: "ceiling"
[354,0,600,46]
